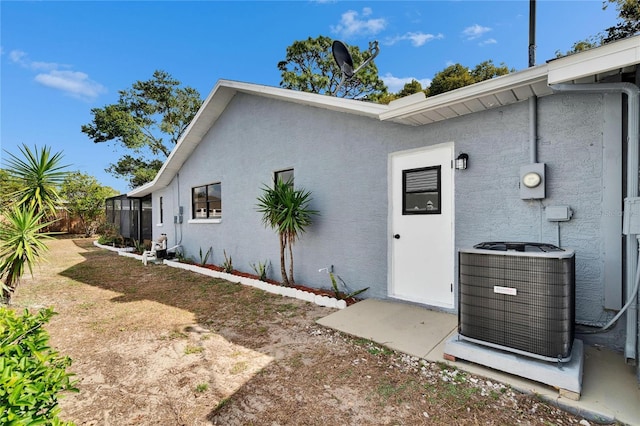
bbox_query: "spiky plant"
[3,144,69,219]
[256,179,318,286]
[0,206,54,303]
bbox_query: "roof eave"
[547,35,640,84]
[379,64,550,123]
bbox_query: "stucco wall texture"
[152,91,624,350]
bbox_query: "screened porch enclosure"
[105,194,152,243]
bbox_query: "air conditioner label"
[493,286,517,296]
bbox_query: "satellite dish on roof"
[332,40,355,78]
[331,39,380,95]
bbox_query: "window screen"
[402,166,441,215]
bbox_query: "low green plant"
[195,383,209,393]
[222,250,233,273]
[175,248,187,263]
[197,246,212,266]
[132,239,145,254]
[184,345,204,355]
[96,222,123,246]
[328,272,369,300]
[0,307,78,425]
[215,397,230,410]
[250,260,270,281]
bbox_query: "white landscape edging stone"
[93,240,135,253]
[160,259,344,309]
[94,243,346,309]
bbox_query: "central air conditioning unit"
[458,242,575,362]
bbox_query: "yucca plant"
[0,205,55,303]
[256,179,318,286]
[3,144,69,219]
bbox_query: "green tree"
[0,205,54,303]
[427,60,510,97]
[256,179,318,286]
[376,79,426,105]
[397,79,424,98]
[60,171,119,237]
[470,60,511,82]
[558,0,639,57]
[555,36,603,57]
[81,70,202,188]
[427,64,476,97]
[2,144,69,219]
[603,0,640,43]
[278,35,388,100]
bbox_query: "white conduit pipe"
[551,83,639,366]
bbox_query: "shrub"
[0,307,78,425]
[95,222,123,246]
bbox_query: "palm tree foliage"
[0,205,54,303]
[3,144,69,218]
[256,180,318,286]
[0,144,67,303]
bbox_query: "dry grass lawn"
[9,237,612,425]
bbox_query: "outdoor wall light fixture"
[455,153,469,170]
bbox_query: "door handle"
[394,234,400,239]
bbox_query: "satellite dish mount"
[332,40,380,95]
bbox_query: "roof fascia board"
[227,80,388,116]
[548,35,640,85]
[380,64,549,121]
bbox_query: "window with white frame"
[275,168,294,186]
[192,183,222,219]
[159,196,164,224]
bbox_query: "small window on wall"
[274,169,294,186]
[159,196,164,224]
[403,166,441,215]
[192,183,222,219]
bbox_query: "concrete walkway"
[317,298,640,425]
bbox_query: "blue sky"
[1,1,619,193]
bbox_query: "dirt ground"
[10,238,611,425]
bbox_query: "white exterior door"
[389,143,454,309]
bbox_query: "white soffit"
[380,65,552,126]
[548,35,640,85]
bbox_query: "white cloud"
[9,49,28,65]
[331,8,387,38]
[35,70,106,100]
[479,38,497,46]
[462,24,491,40]
[386,31,444,47]
[381,73,431,94]
[8,49,105,100]
[9,49,59,70]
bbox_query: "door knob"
[394,234,400,239]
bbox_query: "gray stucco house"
[128,36,640,376]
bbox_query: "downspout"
[529,96,538,164]
[551,82,640,366]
